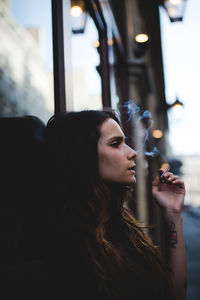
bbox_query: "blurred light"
[70,5,83,17]
[166,97,184,110]
[169,0,182,4]
[107,39,114,46]
[167,7,178,17]
[94,40,100,48]
[161,163,170,170]
[135,33,149,43]
[134,33,150,58]
[152,129,163,139]
[163,0,187,22]
[70,1,87,34]
[171,102,184,119]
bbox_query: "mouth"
[128,166,136,174]
[128,165,136,171]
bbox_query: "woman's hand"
[152,169,186,217]
[153,170,187,300]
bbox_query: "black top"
[44,224,171,300]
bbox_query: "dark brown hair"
[45,110,172,299]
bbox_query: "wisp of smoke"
[144,146,165,158]
[119,100,164,159]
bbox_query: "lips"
[128,165,135,170]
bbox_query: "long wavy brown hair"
[45,110,172,299]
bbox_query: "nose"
[127,145,137,161]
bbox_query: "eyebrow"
[107,135,125,142]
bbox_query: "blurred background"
[0,0,200,297]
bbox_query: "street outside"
[182,206,200,300]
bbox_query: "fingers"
[153,172,178,187]
[159,171,185,188]
[161,172,178,183]
[154,169,184,188]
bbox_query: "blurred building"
[180,155,200,207]
[71,68,102,111]
[67,0,187,251]
[0,0,187,253]
[0,0,54,124]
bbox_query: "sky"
[8,0,200,156]
[159,0,200,156]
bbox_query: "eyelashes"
[110,138,125,147]
[110,142,120,147]
[110,138,122,147]
[109,136,128,148]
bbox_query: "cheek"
[98,152,108,172]
[99,150,116,167]
[98,151,113,177]
[98,152,121,179]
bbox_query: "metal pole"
[51,0,67,113]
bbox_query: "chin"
[123,178,136,185]
[129,180,136,185]
[129,178,136,185]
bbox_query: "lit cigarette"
[158,165,170,190]
[160,165,170,179]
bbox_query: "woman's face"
[98,118,137,185]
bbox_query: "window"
[71,16,102,111]
[0,0,54,123]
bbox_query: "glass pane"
[71,15,102,111]
[0,0,54,124]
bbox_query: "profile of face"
[98,118,137,185]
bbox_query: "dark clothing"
[44,225,171,300]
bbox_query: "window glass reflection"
[71,16,102,111]
[0,0,54,124]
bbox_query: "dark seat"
[0,115,47,279]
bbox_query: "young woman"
[44,110,187,299]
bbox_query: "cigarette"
[158,165,170,190]
[160,165,170,179]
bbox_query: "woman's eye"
[110,141,120,147]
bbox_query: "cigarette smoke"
[119,100,165,159]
